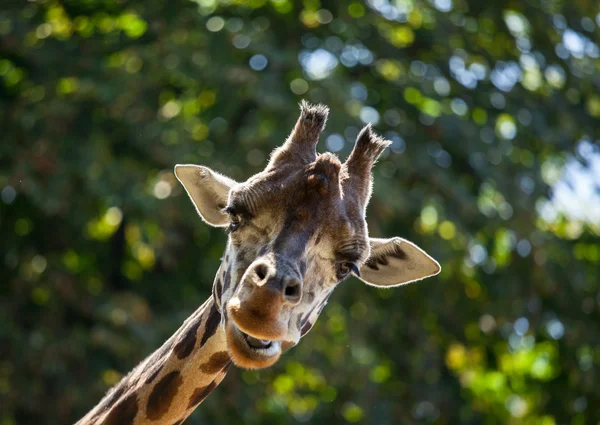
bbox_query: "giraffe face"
[217,155,370,368]
[175,102,441,369]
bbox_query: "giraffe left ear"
[357,237,441,287]
[174,164,237,227]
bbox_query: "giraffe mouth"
[232,322,282,354]
[226,321,282,369]
[243,333,273,349]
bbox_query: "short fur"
[343,124,392,210]
[77,102,440,425]
[269,100,329,165]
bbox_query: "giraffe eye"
[229,217,241,232]
[225,207,242,232]
[336,262,359,280]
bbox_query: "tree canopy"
[1,0,599,424]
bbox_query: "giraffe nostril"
[254,264,268,281]
[283,280,301,303]
[284,285,298,297]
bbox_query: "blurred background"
[1,0,599,424]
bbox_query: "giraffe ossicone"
[77,101,440,425]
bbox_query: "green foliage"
[1,0,599,424]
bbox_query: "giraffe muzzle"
[223,258,303,368]
[225,319,282,369]
[227,294,288,340]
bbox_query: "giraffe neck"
[76,294,231,425]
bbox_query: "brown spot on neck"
[146,371,183,421]
[199,351,231,375]
[200,303,221,347]
[173,319,201,360]
[187,380,218,409]
[145,363,164,385]
[103,392,138,425]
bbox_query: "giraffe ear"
[358,237,441,287]
[174,164,237,227]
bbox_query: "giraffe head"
[175,102,440,369]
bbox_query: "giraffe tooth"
[243,333,273,349]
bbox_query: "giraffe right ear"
[174,164,238,227]
[357,237,441,287]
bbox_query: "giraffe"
[76,101,441,425]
